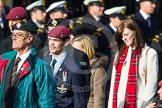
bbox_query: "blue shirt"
[50,51,67,77]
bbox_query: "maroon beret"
[6,7,28,20]
[158,80,162,87]
[48,26,70,40]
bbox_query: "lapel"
[18,48,37,79]
[107,24,115,35]
[138,12,145,21]
[84,13,96,20]
[19,55,33,80]
[44,54,52,64]
[55,55,68,77]
[55,55,69,85]
[2,52,16,82]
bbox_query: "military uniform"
[133,0,162,80]
[26,0,47,50]
[37,18,90,70]
[44,53,90,108]
[44,26,90,108]
[104,6,127,35]
[133,11,156,46]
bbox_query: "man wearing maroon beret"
[0,7,28,54]
[44,26,90,108]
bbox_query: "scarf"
[112,46,141,108]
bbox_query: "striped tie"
[11,57,21,82]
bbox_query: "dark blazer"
[73,13,110,55]
[44,54,90,108]
[133,12,156,46]
[84,13,108,26]
[106,24,115,35]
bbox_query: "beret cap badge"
[16,23,22,28]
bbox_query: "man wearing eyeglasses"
[0,21,55,108]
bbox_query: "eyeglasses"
[10,33,30,38]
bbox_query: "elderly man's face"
[11,30,31,51]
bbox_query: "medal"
[63,71,67,82]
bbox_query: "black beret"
[12,22,38,34]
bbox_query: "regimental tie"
[11,57,21,82]
[51,59,57,71]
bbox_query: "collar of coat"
[0,48,36,82]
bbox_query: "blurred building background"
[2,0,162,32]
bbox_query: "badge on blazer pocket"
[57,83,68,93]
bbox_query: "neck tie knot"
[16,57,21,62]
[14,57,21,66]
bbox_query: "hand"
[145,103,156,108]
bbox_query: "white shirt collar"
[139,10,151,20]
[50,51,67,77]
[33,20,42,28]
[92,15,100,22]
[109,23,117,32]
[16,49,31,73]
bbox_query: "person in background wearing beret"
[26,0,47,49]
[44,26,90,108]
[38,19,91,71]
[104,6,127,35]
[0,6,28,54]
[46,1,68,20]
[0,21,55,108]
